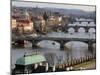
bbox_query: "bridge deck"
[12,36,96,43]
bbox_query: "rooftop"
[16,54,46,65]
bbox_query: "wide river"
[11,31,96,69]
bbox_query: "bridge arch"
[78,27,85,33]
[68,27,75,33]
[65,41,88,49]
[64,41,89,59]
[32,40,60,49]
[64,41,95,52]
[88,22,95,25]
[80,22,88,26]
[88,28,96,33]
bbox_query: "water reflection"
[12,38,95,68]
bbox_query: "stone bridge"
[52,25,96,33]
[74,21,96,24]
[13,36,96,51]
[65,25,96,33]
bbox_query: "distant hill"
[12,6,96,18]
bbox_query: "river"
[11,31,96,69]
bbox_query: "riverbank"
[73,59,96,70]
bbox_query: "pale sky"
[12,1,96,12]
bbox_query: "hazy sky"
[12,1,95,12]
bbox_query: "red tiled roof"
[17,19,32,23]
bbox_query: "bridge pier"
[60,44,64,50]
[59,41,66,50]
[88,21,90,24]
[88,42,93,54]
[85,27,89,33]
[85,29,88,33]
[65,28,68,32]
[75,29,78,33]
[14,40,25,47]
[79,21,81,24]
[32,41,38,49]
[75,26,78,33]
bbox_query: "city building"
[13,54,47,74]
[12,19,17,29]
[12,10,35,35]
